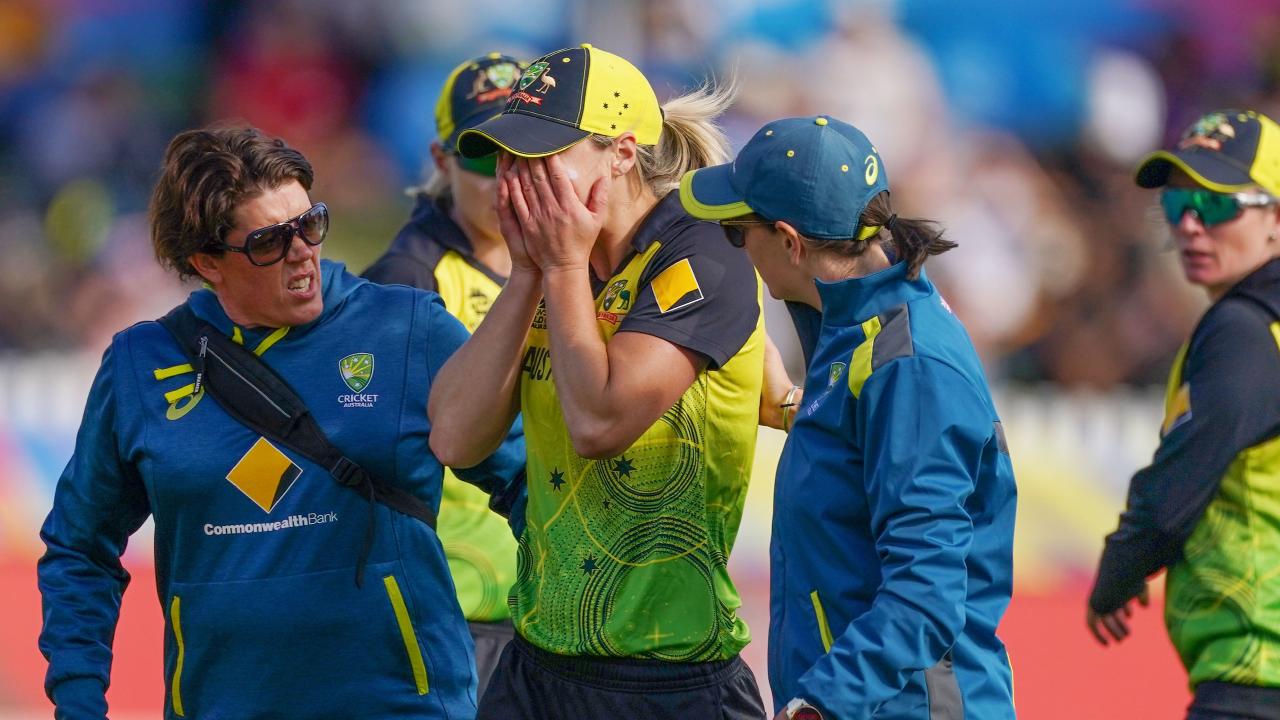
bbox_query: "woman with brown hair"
[681,115,1017,720]
[37,125,525,719]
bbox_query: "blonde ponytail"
[405,161,450,201]
[593,79,737,196]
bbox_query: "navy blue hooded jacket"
[37,260,525,719]
[770,262,1017,719]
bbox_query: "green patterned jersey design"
[515,240,764,661]
[435,257,517,623]
[1162,342,1280,687]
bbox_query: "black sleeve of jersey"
[1090,298,1280,613]
[616,222,760,368]
[362,253,438,293]
[786,300,823,368]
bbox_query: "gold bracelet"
[780,385,801,432]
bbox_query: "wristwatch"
[785,698,824,720]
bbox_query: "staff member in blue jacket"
[681,116,1018,719]
[37,125,525,719]
[364,52,526,702]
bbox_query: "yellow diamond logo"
[226,437,302,513]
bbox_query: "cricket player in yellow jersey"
[429,44,767,719]
[363,52,525,699]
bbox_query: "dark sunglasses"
[719,217,771,248]
[454,151,498,178]
[1160,188,1275,227]
[209,202,329,266]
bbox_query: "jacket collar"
[1227,256,1280,296]
[399,195,509,285]
[186,259,361,346]
[816,261,934,327]
[404,195,474,257]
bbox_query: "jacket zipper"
[810,590,834,653]
[170,596,187,717]
[383,575,429,695]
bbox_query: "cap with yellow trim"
[1136,109,1280,196]
[435,53,525,152]
[679,115,890,241]
[456,43,662,159]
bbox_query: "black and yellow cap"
[457,43,663,159]
[1136,109,1280,196]
[435,53,524,151]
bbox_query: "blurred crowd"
[3,0,1279,386]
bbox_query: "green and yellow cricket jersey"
[1092,258,1280,690]
[364,195,518,622]
[515,192,764,661]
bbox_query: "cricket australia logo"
[519,61,550,91]
[829,361,846,387]
[602,279,632,312]
[338,352,378,408]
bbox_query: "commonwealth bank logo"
[226,437,302,513]
[340,353,374,393]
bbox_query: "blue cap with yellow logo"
[679,115,889,241]
[457,43,663,159]
[435,53,525,152]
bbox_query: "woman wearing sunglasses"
[1089,109,1280,720]
[681,115,1018,720]
[37,125,526,719]
[363,52,526,702]
[428,44,766,719]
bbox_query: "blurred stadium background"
[4,0,1280,717]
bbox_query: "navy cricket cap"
[679,115,890,240]
[457,43,663,159]
[435,53,525,152]
[1135,109,1280,196]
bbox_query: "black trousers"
[1186,682,1280,720]
[468,620,516,703]
[477,634,766,720]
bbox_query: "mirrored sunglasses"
[210,202,329,267]
[719,217,771,248]
[455,152,498,178]
[1160,188,1275,227]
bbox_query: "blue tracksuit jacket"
[770,262,1017,719]
[37,260,525,719]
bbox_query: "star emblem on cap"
[550,468,565,490]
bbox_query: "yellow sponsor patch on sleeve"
[1161,383,1192,436]
[650,258,703,314]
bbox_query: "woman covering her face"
[429,44,768,720]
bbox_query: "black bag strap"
[157,304,436,587]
